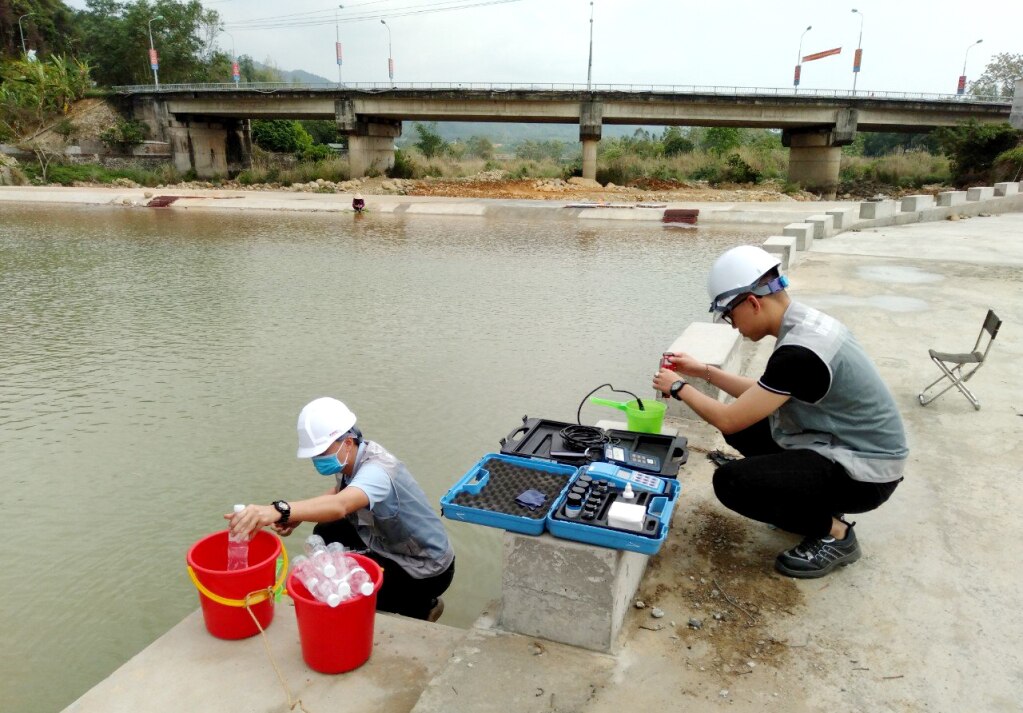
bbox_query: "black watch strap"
[670,379,687,400]
[272,500,291,525]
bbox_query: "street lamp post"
[148,15,163,88]
[380,19,393,86]
[793,25,812,91]
[335,5,344,87]
[586,1,594,91]
[851,8,864,94]
[18,13,33,57]
[221,29,238,87]
[958,39,983,95]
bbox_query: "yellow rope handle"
[187,534,289,608]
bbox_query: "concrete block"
[967,187,995,201]
[500,532,648,652]
[825,207,857,230]
[937,191,967,207]
[763,236,797,270]
[859,200,896,219]
[658,322,742,417]
[782,222,815,250]
[900,195,935,212]
[805,214,835,239]
[994,182,1019,197]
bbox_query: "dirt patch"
[25,98,123,149]
[635,502,803,680]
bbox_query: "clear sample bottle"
[227,504,249,571]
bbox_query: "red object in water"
[287,553,384,674]
[662,209,700,225]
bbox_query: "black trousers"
[312,518,454,621]
[712,419,900,538]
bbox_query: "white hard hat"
[707,245,785,314]
[296,397,357,458]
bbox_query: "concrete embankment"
[46,188,1023,713]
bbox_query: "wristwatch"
[272,500,291,525]
[669,379,687,400]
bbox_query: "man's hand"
[663,352,707,379]
[224,504,279,539]
[653,367,680,396]
[271,522,299,537]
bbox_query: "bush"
[721,154,761,184]
[388,149,419,179]
[935,120,1022,185]
[99,118,147,149]
[297,144,332,162]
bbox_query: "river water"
[0,202,771,711]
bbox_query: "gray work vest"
[769,301,908,483]
[337,440,454,578]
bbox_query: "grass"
[840,150,951,189]
[21,161,184,187]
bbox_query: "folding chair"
[918,309,1001,410]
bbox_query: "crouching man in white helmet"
[653,246,907,579]
[226,397,455,621]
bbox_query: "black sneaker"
[774,523,861,579]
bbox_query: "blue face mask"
[312,452,343,476]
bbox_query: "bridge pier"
[783,109,856,200]
[335,98,401,177]
[167,117,251,178]
[580,100,602,182]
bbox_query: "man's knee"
[712,463,743,508]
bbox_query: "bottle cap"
[358,581,374,596]
[326,592,342,607]
[233,504,245,513]
[322,562,337,578]
[337,581,352,599]
[623,483,635,500]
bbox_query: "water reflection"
[0,203,772,712]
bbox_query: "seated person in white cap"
[653,246,907,579]
[227,397,454,620]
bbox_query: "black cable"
[559,424,608,455]
[575,383,645,425]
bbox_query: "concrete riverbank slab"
[61,607,464,713]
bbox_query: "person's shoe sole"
[774,548,861,579]
[427,597,445,622]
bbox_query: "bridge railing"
[110,81,1011,104]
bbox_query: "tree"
[414,122,446,159]
[251,119,312,153]
[703,127,741,155]
[466,135,494,160]
[76,0,228,86]
[969,53,1023,99]
[0,54,91,140]
[661,127,694,156]
[935,120,1022,185]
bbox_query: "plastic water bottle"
[303,534,326,556]
[227,504,249,571]
[326,542,351,579]
[346,562,375,597]
[310,547,337,579]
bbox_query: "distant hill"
[250,60,332,85]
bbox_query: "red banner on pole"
[149,48,159,69]
[793,64,801,87]
[232,62,240,80]
[335,42,343,65]
[853,48,862,73]
[957,75,966,95]
[802,47,842,63]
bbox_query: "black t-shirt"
[758,345,831,403]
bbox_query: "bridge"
[116,82,1015,197]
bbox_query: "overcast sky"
[67,0,1020,95]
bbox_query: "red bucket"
[186,529,284,640]
[287,553,383,674]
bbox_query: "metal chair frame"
[918,309,1001,410]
